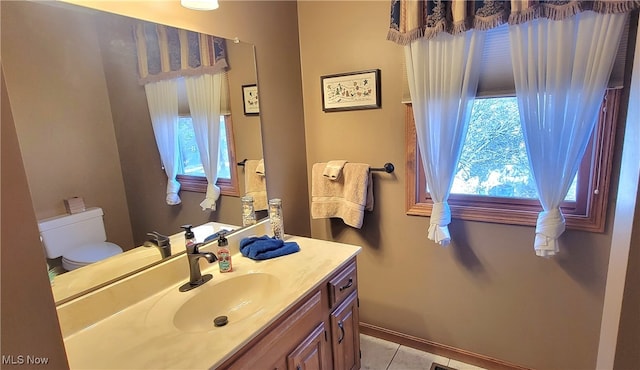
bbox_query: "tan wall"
[1,2,134,250]
[613,15,640,368]
[1,69,69,368]
[297,2,620,369]
[614,180,640,369]
[227,41,266,198]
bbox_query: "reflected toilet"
[38,207,123,271]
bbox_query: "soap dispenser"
[217,232,232,273]
[181,225,196,249]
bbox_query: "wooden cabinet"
[328,261,357,308]
[328,261,360,370]
[330,291,360,370]
[222,290,326,370]
[219,258,359,370]
[287,323,331,370]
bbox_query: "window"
[176,115,239,196]
[406,89,620,232]
[451,96,577,201]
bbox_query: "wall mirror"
[2,1,267,304]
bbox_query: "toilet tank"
[38,207,107,259]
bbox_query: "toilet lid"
[63,242,122,264]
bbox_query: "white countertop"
[60,234,361,369]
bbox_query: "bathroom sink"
[146,272,280,332]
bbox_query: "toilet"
[38,207,123,271]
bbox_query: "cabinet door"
[330,291,360,370]
[222,291,324,369]
[272,358,287,370]
[287,322,330,370]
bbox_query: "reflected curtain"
[185,73,225,211]
[144,79,182,205]
[134,22,228,84]
[509,11,627,257]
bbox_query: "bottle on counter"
[241,195,257,227]
[217,233,232,273]
[181,224,196,249]
[268,198,284,240]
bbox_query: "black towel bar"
[370,163,395,173]
[241,159,393,173]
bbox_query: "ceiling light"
[181,0,219,11]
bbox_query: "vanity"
[57,220,362,369]
[220,255,360,370]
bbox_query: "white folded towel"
[323,160,348,181]
[255,159,265,177]
[244,159,267,211]
[312,162,373,228]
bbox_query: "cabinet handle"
[339,278,353,291]
[337,321,345,344]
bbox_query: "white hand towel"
[312,162,372,228]
[323,160,348,181]
[244,160,267,211]
[255,159,265,177]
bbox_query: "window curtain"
[405,31,486,246]
[185,73,224,211]
[509,11,627,257]
[390,0,638,248]
[398,1,506,245]
[144,79,182,205]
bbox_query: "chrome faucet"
[144,231,172,259]
[179,242,218,292]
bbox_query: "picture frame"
[321,69,381,112]
[242,84,259,115]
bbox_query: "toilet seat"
[62,242,122,271]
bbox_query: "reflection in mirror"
[1,1,267,303]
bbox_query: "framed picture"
[321,69,381,112]
[242,84,259,115]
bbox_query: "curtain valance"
[388,0,640,45]
[134,22,228,84]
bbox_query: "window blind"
[402,16,631,103]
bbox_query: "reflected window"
[176,115,239,196]
[177,115,230,179]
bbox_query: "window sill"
[406,199,605,232]
[176,175,240,197]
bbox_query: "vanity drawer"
[328,261,357,308]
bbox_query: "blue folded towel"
[240,235,300,260]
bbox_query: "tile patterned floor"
[360,334,487,370]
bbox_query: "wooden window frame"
[406,89,620,232]
[176,115,240,197]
